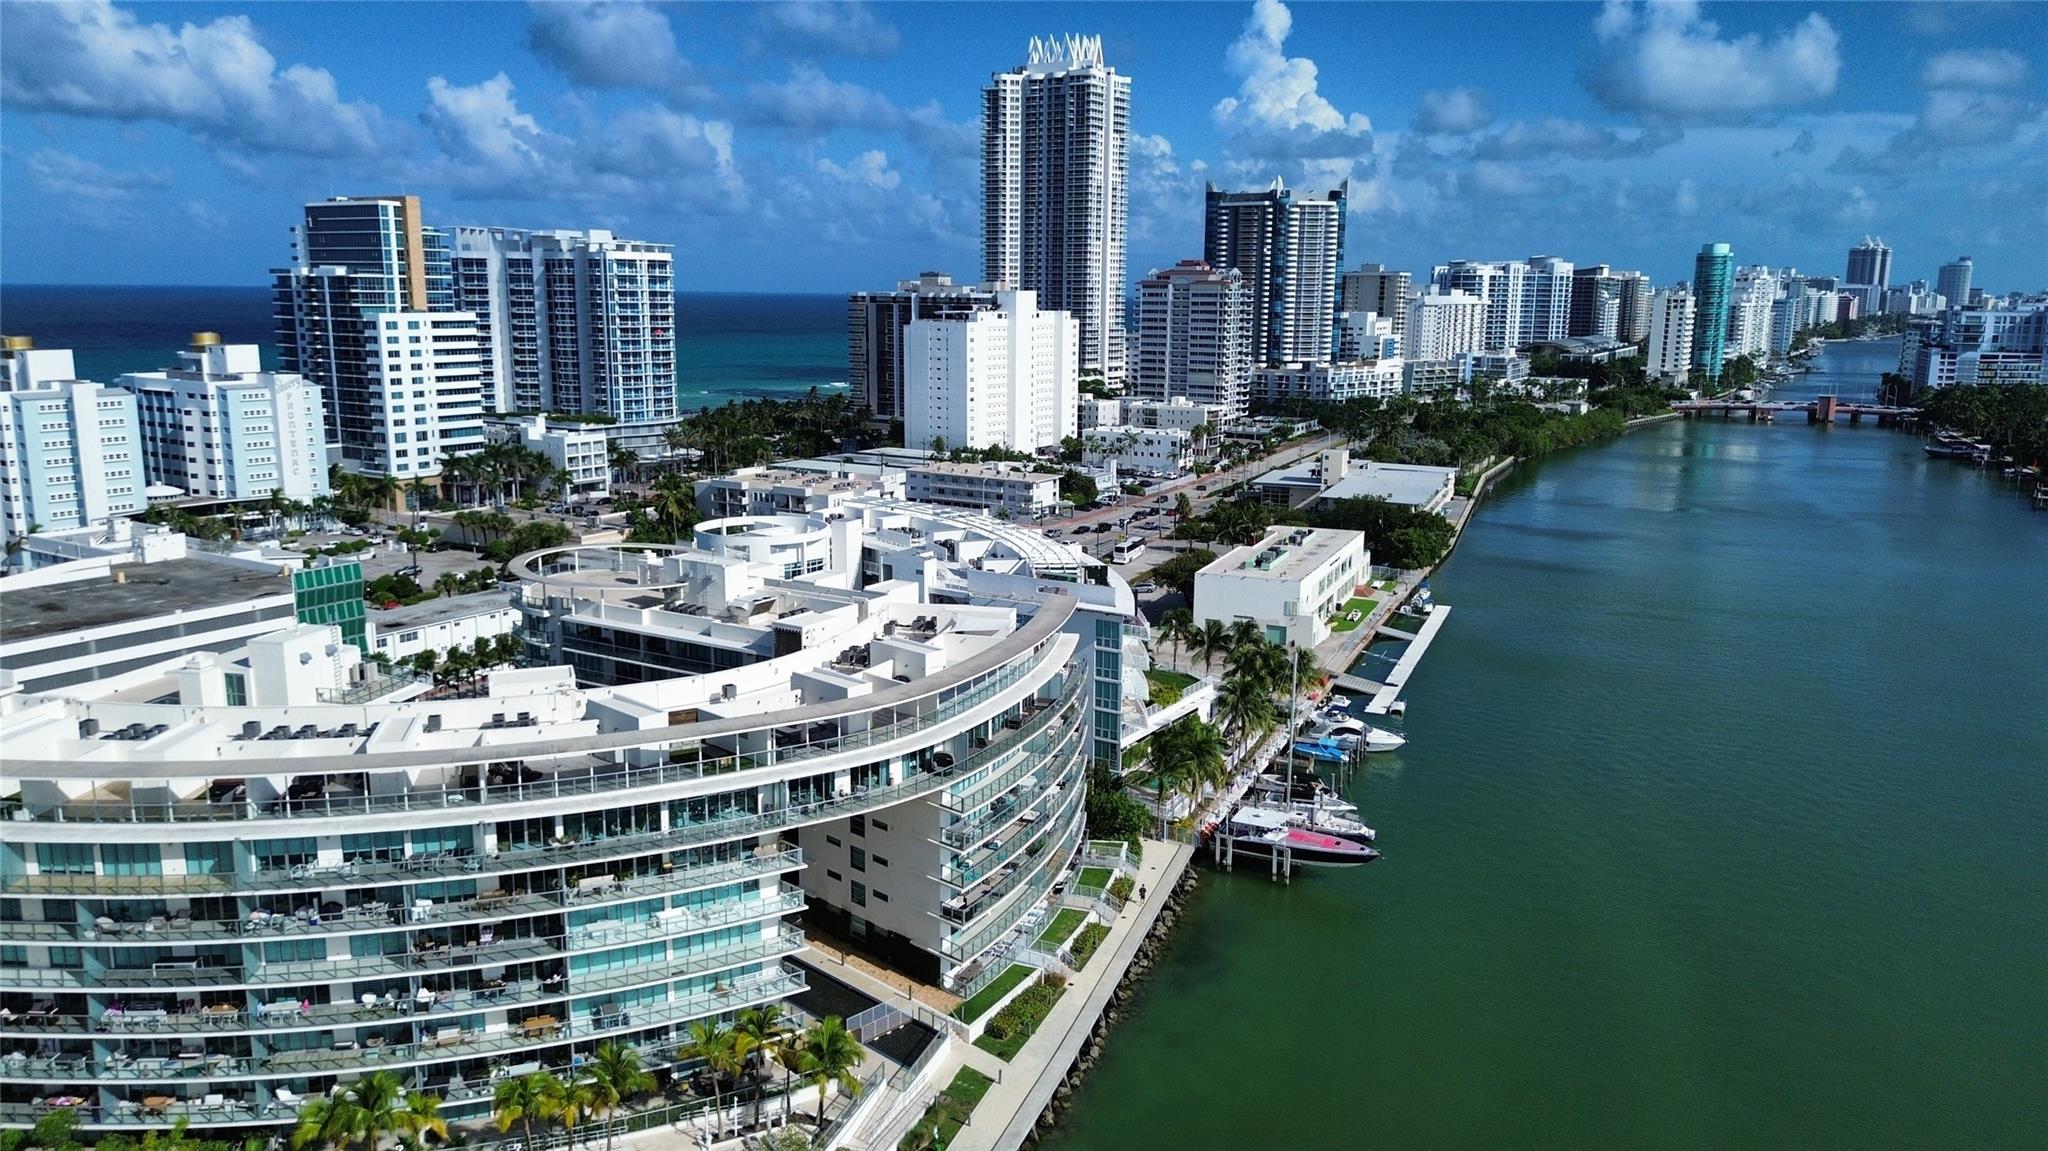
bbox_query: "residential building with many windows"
[1430,260,1530,351]
[903,290,1078,453]
[1647,285,1697,384]
[116,336,330,504]
[1406,288,1485,360]
[848,273,1000,422]
[903,462,1061,517]
[1340,264,1412,340]
[1132,261,1252,418]
[451,228,676,424]
[1,339,146,549]
[984,35,1130,382]
[1690,243,1734,384]
[1203,179,1347,366]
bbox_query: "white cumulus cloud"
[1584,0,1841,121]
[526,1,701,99]
[757,2,901,59]
[1415,87,1493,136]
[1213,0,1373,159]
[0,0,383,157]
[422,74,556,179]
[1920,48,2030,90]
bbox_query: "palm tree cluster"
[407,633,523,688]
[290,1070,446,1151]
[615,472,699,545]
[662,387,879,473]
[440,444,572,510]
[674,1009,864,1134]
[487,1040,654,1151]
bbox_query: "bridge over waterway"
[1674,396,1917,426]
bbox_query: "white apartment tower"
[904,290,1078,452]
[274,196,485,479]
[0,338,146,547]
[117,335,331,502]
[1647,286,1696,383]
[1406,289,1486,360]
[1431,259,1531,351]
[1524,256,1575,344]
[984,35,1131,382]
[1726,266,1780,361]
[1204,179,1349,365]
[848,273,1001,420]
[451,227,676,423]
[1134,260,1253,419]
[1341,264,1413,339]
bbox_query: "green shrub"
[1069,922,1111,969]
[1108,875,1135,902]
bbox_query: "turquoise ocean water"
[0,285,846,412]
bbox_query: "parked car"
[1133,582,1159,594]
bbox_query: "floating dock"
[1332,605,1452,713]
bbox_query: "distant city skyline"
[3,1,2045,293]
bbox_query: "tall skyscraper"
[275,195,486,479]
[1937,257,1974,312]
[1524,256,1575,343]
[1726,266,1780,360]
[452,227,676,423]
[1647,286,1696,383]
[1134,260,1253,418]
[1617,271,1653,343]
[983,35,1131,382]
[1846,236,1892,290]
[1690,242,1733,382]
[1203,179,1348,367]
[1569,265,1623,340]
[1431,260,1530,351]
[904,290,1078,452]
[848,273,1001,421]
[1340,264,1412,339]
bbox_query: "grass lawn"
[1144,668,1197,706]
[909,1066,993,1150]
[1076,866,1113,891]
[1329,596,1380,632]
[951,964,1032,1023]
[1036,908,1086,948]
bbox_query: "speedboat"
[1254,773,1358,814]
[1291,738,1350,763]
[1248,800,1377,845]
[1211,807,1379,868]
[1310,718,1408,753]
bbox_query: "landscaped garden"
[1076,866,1113,892]
[1069,922,1111,969]
[951,964,1032,1023]
[1036,908,1086,949]
[974,974,1068,1061]
[900,1066,993,1150]
[1144,668,1197,706]
[1330,596,1380,632]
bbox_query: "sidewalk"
[950,839,1194,1151]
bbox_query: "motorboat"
[1211,807,1379,869]
[1309,717,1408,754]
[1248,800,1376,845]
[1253,773,1358,814]
[1292,738,1350,763]
[1410,584,1437,615]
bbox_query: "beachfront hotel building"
[848,274,1001,422]
[0,491,1138,1136]
[450,228,676,424]
[274,196,486,479]
[0,339,147,551]
[983,35,1131,382]
[116,336,331,504]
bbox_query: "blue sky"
[3,0,2044,294]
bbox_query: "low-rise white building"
[1,338,147,548]
[1077,397,1122,430]
[1249,448,1455,513]
[1193,525,1368,649]
[366,587,522,664]
[1249,360,1405,404]
[485,413,611,501]
[117,335,331,503]
[1119,396,1228,434]
[696,466,894,519]
[1081,425,1192,476]
[904,461,1062,516]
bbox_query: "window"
[851,881,867,907]
[872,889,889,903]
[872,855,889,868]
[850,847,866,873]
[103,844,162,877]
[824,835,841,848]
[825,869,842,882]
[848,814,866,837]
[35,844,93,875]
[871,819,889,832]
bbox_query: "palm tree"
[1215,673,1277,741]
[794,1016,865,1131]
[1171,717,1230,808]
[679,1018,742,1132]
[582,1042,655,1151]
[542,1072,593,1151]
[1225,618,1265,656]
[733,1003,795,1128]
[1193,619,1229,672]
[292,1070,442,1151]
[493,1072,559,1151]
[1156,607,1194,669]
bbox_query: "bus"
[1112,536,1148,564]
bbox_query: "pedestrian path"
[950,839,1194,1151]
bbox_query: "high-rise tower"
[1690,242,1733,382]
[1936,257,1973,311]
[1847,236,1892,290]
[1203,179,1347,366]
[983,35,1131,382]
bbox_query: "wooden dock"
[1331,606,1452,713]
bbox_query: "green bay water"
[1048,340,2048,1149]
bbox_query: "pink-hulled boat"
[1212,806,1380,869]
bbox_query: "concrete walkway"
[950,839,1195,1151]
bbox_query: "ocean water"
[1047,338,2048,1149]
[0,285,845,412]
